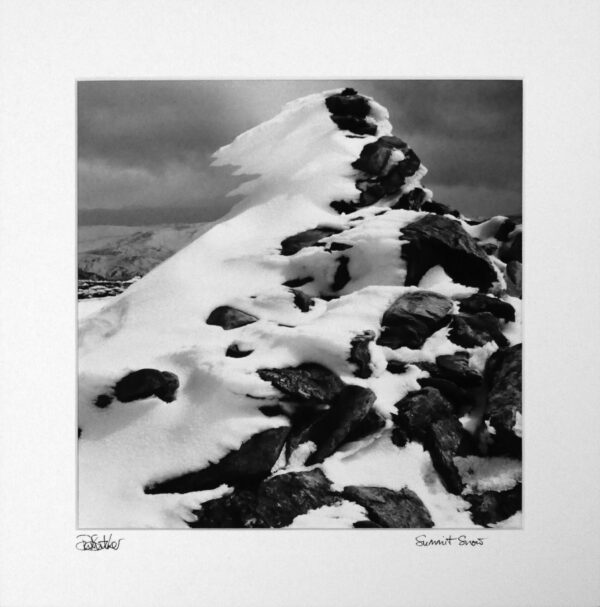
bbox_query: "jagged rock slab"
[449,312,510,348]
[206,306,258,330]
[145,427,289,494]
[465,483,522,526]
[459,294,515,322]
[257,363,345,403]
[342,486,434,528]
[401,214,498,291]
[190,469,340,528]
[348,330,375,378]
[280,227,342,256]
[424,417,467,495]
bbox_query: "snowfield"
[78,89,522,529]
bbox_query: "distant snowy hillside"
[78,89,522,529]
[78,223,208,280]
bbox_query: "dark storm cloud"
[78,80,521,224]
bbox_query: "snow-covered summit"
[78,88,522,529]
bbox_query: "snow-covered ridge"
[78,88,522,529]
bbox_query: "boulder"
[392,188,427,210]
[421,200,460,217]
[342,408,387,444]
[386,360,408,374]
[417,377,475,412]
[449,312,510,348]
[352,135,409,175]
[280,226,342,256]
[145,426,290,494]
[190,469,340,528]
[358,182,385,206]
[332,255,351,291]
[325,91,371,119]
[225,344,253,358]
[206,306,258,330]
[458,294,515,322]
[424,417,467,495]
[400,215,498,291]
[391,387,454,446]
[257,363,345,403]
[484,344,522,436]
[330,115,377,136]
[465,483,522,526]
[94,393,113,408]
[342,486,434,528]
[434,352,483,388]
[330,199,360,214]
[290,288,314,312]
[380,149,422,194]
[376,291,453,350]
[298,385,377,465]
[349,330,375,378]
[113,368,180,403]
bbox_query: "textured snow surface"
[78,90,521,528]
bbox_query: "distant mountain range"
[78,223,208,280]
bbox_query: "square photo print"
[77,80,522,529]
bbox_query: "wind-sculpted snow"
[78,89,522,529]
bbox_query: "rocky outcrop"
[206,306,258,330]
[280,226,342,256]
[449,312,510,348]
[145,426,290,494]
[401,215,498,291]
[377,291,453,349]
[190,469,340,528]
[458,294,515,322]
[325,89,377,136]
[341,485,434,528]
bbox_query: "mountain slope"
[78,89,522,529]
[78,223,208,280]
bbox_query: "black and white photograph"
[78,80,523,529]
[2,1,599,606]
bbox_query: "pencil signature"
[75,534,123,551]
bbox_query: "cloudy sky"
[78,80,522,225]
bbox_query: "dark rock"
[421,200,460,217]
[424,417,467,495]
[342,486,434,528]
[145,426,290,494]
[417,377,475,412]
[332,255,351,291]
[328,242,353,251]
[206,306,258,330]
[353,520,382,528]
[505,260,522,298]
[392,188,427,210]
[283,276,314,288]
[459,294,515,322]
[290,289,314,312]
[386,360,408,374]
[340,87,358,96]
[449,313,510,348]
[190,469,340,528]
[298,385,376,465]
[358,182,385,206]
[400,214,498,291]
[259,404,286,417]
[391,387,454,445]
[113,368,180,403]
[349,330,375,378]
[376,291,453,350]
[495,219,517,242]
[435,352,482,388]
[94,393,113,408]
[280,226,342,256]
[352,135,408,175]
[380,149,421,194]
[330,115,377,136]
[343,408,387,444]
[501,231,522,263]
[325,92,371,119]
[225,344,253,358]
[330,199,360,214]
[257,363,345,403]
[484,344,522,436]
[465,483,522,526]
